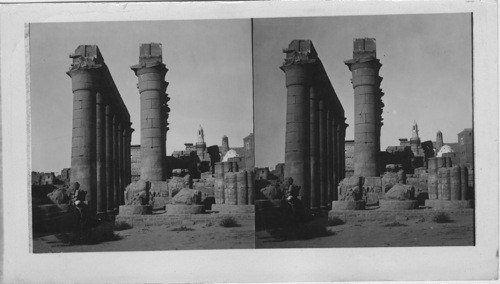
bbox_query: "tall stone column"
[330,116,338,202]
[117,122,124,205]
[96,92,106,216]
[318,97,327,210]
[340,120,347,180]
[309,85,320,210]
[112,114,119,211]
[105,105,114,214]
[67,62,99,219]
[126,126,134,184]
[121,124,128,204]
[281,44,314,203]
[345,38,383,177]
[324,106,333,209]
[131,43,168,181]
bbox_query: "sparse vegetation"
[327,216,346,226]
[432,212,452,223]
[114,221,133,231]
[384,221,408,227]
[219,216,240,228]
[171,226,194,231]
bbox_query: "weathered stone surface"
[165,204,204,215]
[124,180,150,206]
[379,199,418,210]
[211,204,254,214]
[384,184,415,200]
[450,165,461,200]
[47,187,71,205]
[260,184,283,201]
[414,167,427,176]
[131,43,168,181]
[338,175,363,201]
[406,176,428,195]
[170,188,201,205]
[118,205,152,215]
[149,181,169,209]
[427,173,438,200]
[346,38,383,177]
[362,176,383,205]
[197,186,215,203]
[438,167,451,200]
[167,176,191,195]
[331,200,366,210]
[381,170,405,193]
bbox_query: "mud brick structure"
[280,40,347,211]
[131,43,170,181]
[67,45,133,218]
[344,38,384,177]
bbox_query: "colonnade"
[67,45,133,218]
[280,40,347,211]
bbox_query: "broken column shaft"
[345,38,384,177]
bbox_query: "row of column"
[67,45,133,218]
[281,40,347,211]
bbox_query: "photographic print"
[1,1,497,282]
[253,14,475,248]
[29,19,255,252]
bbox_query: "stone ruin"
[329,38,473,216]
[212,161,255,214]
[280,39,347,212]
[67,45,133,219]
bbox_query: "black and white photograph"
[253,14,475,248]
[29,19,255,252]
[0,1,498,283]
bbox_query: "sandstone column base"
[425,199,473,210]
[211,204,255,214]
[330,200,366,210]
[379,199,419,210]
[165,204,205,215]
[118,205,153,215]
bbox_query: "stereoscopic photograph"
[253,14,475,248]
[29,19,255,252]
[1,1,497,282]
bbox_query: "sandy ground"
[256,214,474,248]
[33,218,255,252]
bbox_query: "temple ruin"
[344,38,384,177]
[131,43,170,182]
[67,45,133,218]
[280,40,347,211]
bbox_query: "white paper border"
[1,1,498,283]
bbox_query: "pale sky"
[253,14,472,168]
[30,19,253,172]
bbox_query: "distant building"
[130,128,254,179]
